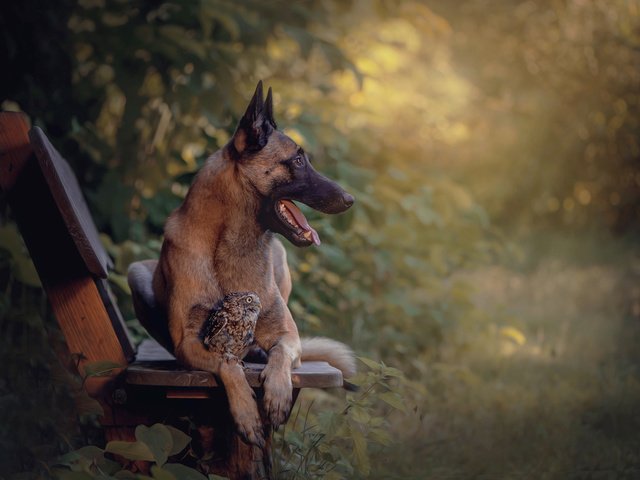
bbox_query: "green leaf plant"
[51,423,202,480]
[272,357,420,480]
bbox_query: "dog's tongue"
[281,200,321,246]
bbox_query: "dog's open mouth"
[276,199,321,246]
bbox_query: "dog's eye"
[246,297,253,304]
[293,155,304,167]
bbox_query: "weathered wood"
[0,113,134,370]
[95,277,136,363]
[29,126,111,278]
[0,112,32,192]
[44,276,130,371]
[128,338,344,389]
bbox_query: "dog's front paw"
[229,393,265,448]
[236,418,265,449]
[260,363,292,427]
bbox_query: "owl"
[199,292,261,361]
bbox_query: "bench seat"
[127,338,343,389]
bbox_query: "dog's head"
[228,81,354,247]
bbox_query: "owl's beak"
[251,294,261,307]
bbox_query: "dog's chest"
[213,244,274,294]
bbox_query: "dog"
[152,81,356,447]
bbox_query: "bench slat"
[0,114,134,370]
[0,112,32,192]
[127,339,343,389]
[29,126,111,278]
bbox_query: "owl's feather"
[199,292,261,359]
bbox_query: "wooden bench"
[0,112,343,479]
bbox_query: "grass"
[377,232,640,479]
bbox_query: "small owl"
[199,292,261,361]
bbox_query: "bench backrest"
[0,112,135,372]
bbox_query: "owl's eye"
[246,297,253,304]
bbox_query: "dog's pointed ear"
[265,87,277,129]
[232,81,273,154]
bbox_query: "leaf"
[114,471,138,479]
[382,366,405,379]
[150,465,176,480]
[55,450,80,466]
[282,25,314,58]
[159,25,207,59]
[165,425,192,455]
[135,424,173,466]
[357,357,381,371]
[98,457,123,476]
[317,411,342,436]
[350,426,370,476]
[162,463,208,480]
[109,272,131,295]
[349,405,371,424]
[324,473,344,480]
[74,391,105,416]
[199,4,240,39]
[74,445,105,460]
[57,445,120,475]
[343,374,367,387]
[55,451,91,472]
[370,427,393,446]
[105,440,155,461]
[500,326,526,346]
[379,391,407,412]
[0,224,41,287]
[51,468,93,480]
[285,430,304,449]
[83,360,124,378]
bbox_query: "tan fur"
[301,337,357,378]
[153,86,354,447]
[270,239,292,303]
[154,147,295,444]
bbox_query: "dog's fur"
[152,82,355,446]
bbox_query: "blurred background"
[1,0,639,478]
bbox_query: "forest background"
[1,0,639,478]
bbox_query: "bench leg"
[96,387,301,480]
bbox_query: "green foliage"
[0,221,105,477]
[52,423,202,480]
[2,0,639,478]
[0,224,41,288]
[273,358,420,479]
[83,361,125,379]
[388,234,640,479]
[4,0,500,375]
[431,0,640,232]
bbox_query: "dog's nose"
[342,192,355,208]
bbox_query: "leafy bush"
[273,358,421,480]
[0,1,493,476]
[51,423,206,480]
[3,0,638,478]
[0,226,105,477]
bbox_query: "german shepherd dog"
[152,81,355,447]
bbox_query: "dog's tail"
[300,337,357,381]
